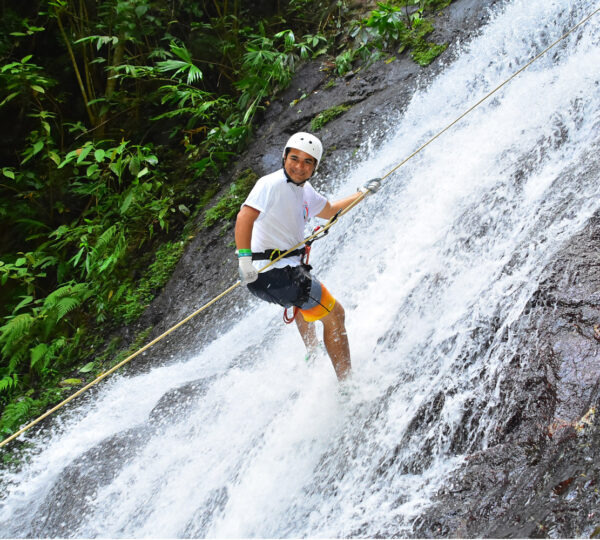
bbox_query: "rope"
[1,5,598,450]
[380,4,600,181]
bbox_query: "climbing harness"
[2,5,599,450]
[252,247,307,261]
[282,223,330,324]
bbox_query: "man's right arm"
[316,178,382,220]
[235,205,261,284]
[235,204,260,250]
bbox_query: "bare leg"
[295,310,319,354]
[321,302,351,380]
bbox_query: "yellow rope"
[1,5,598,450]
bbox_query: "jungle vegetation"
[0,0,451,445]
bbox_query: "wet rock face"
[148,374,217,425]
[412,213,600,538]
[29,425,151,537]
[25,375,218,538]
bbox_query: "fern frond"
[70,282,91,297]
[0,374,17,394]
[30,343,49,370]
[70,283,93,306]
[43,283,77,309]
[115,230,127,258]
[0,313,35,342]
[93,224,118,256]
[7,349,27,374]
[92,228,127,276]
[48,336,67,356]
[56,297,82,321]
[0,397,35,433]
[43,282,90,311]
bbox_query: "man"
[234,132,380,380]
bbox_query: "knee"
[325,300,345,327]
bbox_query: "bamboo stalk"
[55,10,96,126]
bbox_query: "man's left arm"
[316,178,382,220]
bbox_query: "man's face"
[284,148,316,184]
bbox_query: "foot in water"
[337,376,359,400]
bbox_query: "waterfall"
[1,0,599,537]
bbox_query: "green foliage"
[0,282,91,384]
[355,3,410,49]
[236,29,327,124]
[0,398,36,436]
[89,326,152,379]
[0,133,185,428]
[0,375,18,393]
[155,42,204,85]
[203,169,259,228]
[422,0,453,9]
[0,387,65,437]
[0,54,55,108]
[311,104,352,131]
[43,283,91,321]
[112,241,186,324]
[335,0,451,75]
[335,50,356,76]
[0,258,47,291]
[412,40,448,66]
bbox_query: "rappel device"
[282,211,341,324]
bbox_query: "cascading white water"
[1,0,599,537]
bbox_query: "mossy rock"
[311,104,352,131]
[202,169,259,228]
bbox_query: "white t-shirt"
[243,169,327,270]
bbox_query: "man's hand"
[317,177,383,219]
[359,178,382,196]
[238,255,258,284]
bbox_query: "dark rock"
[411,212,600,538]
[29,425,151,537]
[149,375,218,425]
[182,486,229,537]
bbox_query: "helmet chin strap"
[282,158,312,186]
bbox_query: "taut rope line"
[1,5,598,449]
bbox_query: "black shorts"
[247,265,336,322]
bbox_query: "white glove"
[359,178,382,196]
[238,255,258,284]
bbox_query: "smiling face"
[283,148,317,184]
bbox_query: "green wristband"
[237,248,252,257]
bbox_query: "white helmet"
[283,132,323,171]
